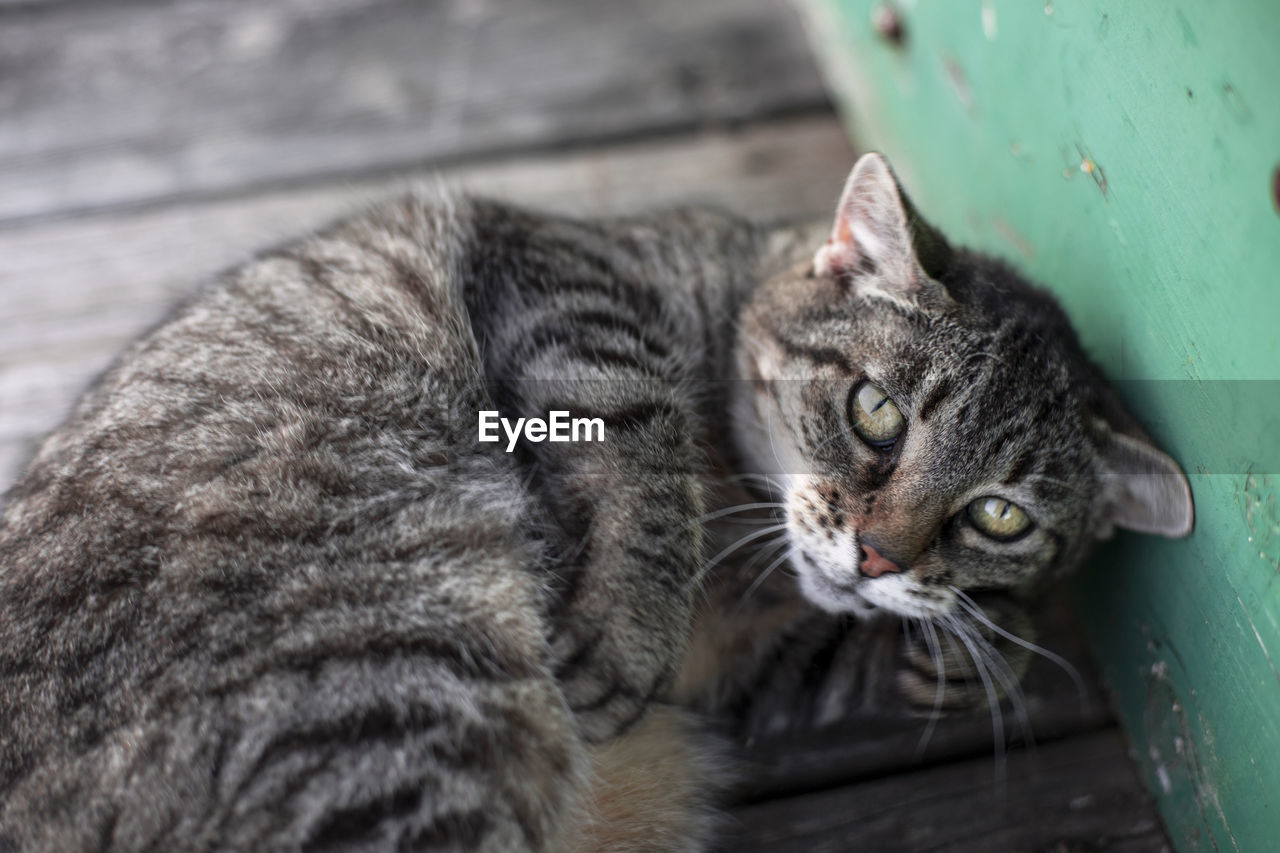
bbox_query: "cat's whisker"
[717,472,781,487]
[763,407,791,486]
[719,472,786,506]
[689,560,720,610]
[719,538,789,610]
[939,612,1006,787]
[736,548,794,610]
[692,502,786,526]
[948,612,1034,752]
[976,641,1032,751]
[717,472,784,500]
[738,534,790,574]
[914,617,948,757]
[972,626,1035,748]
[754,473,787,505]
[948,587,1088,705]
[691,523,790,588]
[658,501,784,553]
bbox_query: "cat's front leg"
[514,381,707,743]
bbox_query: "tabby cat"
[0,153,1192,851]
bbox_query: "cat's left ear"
[814,152,953,305]
[1097,426,1195,538]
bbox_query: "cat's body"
[0,155,1192,851]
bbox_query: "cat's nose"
[858,543,902,578]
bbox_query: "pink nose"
[859,544,902,578]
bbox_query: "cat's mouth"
[791,543,954,620]
[789,545,879,617]
[779,485,955,619]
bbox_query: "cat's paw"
[897,594,1034,715]
[551,588,694,743]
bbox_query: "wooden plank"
[0,115,857,489]
[798,1,1280,849]
[721,730,1170,853]
[0,0,829,224]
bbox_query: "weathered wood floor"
[0,0,1170,849]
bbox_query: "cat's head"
[733,152,1193,619]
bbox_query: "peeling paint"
[1060,145,1109,198]
[1078,151,1109,197]
[1143,656,1241,853]
[1237,594,1280,687]
[1176,9,1199,47]
[1156,762,1173,794]
[1241,471,1280,571]
[1219,81,1253,124]
[941,54,974,113]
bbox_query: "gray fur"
[0,154,1190,851]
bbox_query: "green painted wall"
[796,1,1280,849]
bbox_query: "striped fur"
[0,190,769,851]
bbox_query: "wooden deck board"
[721,731,1169,853]
[0,0,828,224]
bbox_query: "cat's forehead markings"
[772,331,855,374]
[914,374,957,422]
[1001,448,1036,486]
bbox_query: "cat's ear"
[813,152,952,302]
[1098,427,1195,538]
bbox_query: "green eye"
[967,497,1033,540]
[849,380,905,446]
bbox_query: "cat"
[0,152,1193,852]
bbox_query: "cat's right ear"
[814,153,952,305]
[1097,425,1195,538]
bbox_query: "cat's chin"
[854,573,956,620]
[792,547,956,620]
[791,547,879,617]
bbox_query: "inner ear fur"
[814,152,952,292]
[1096,421,1195,538]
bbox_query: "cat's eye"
[967,497,1032,541]
[848,380,905,447]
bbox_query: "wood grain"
[0,0,829,224]
[721,731,1169,853]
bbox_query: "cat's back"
[0,190,500,610]
[3,189,483,539]
[0,191,579,850]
